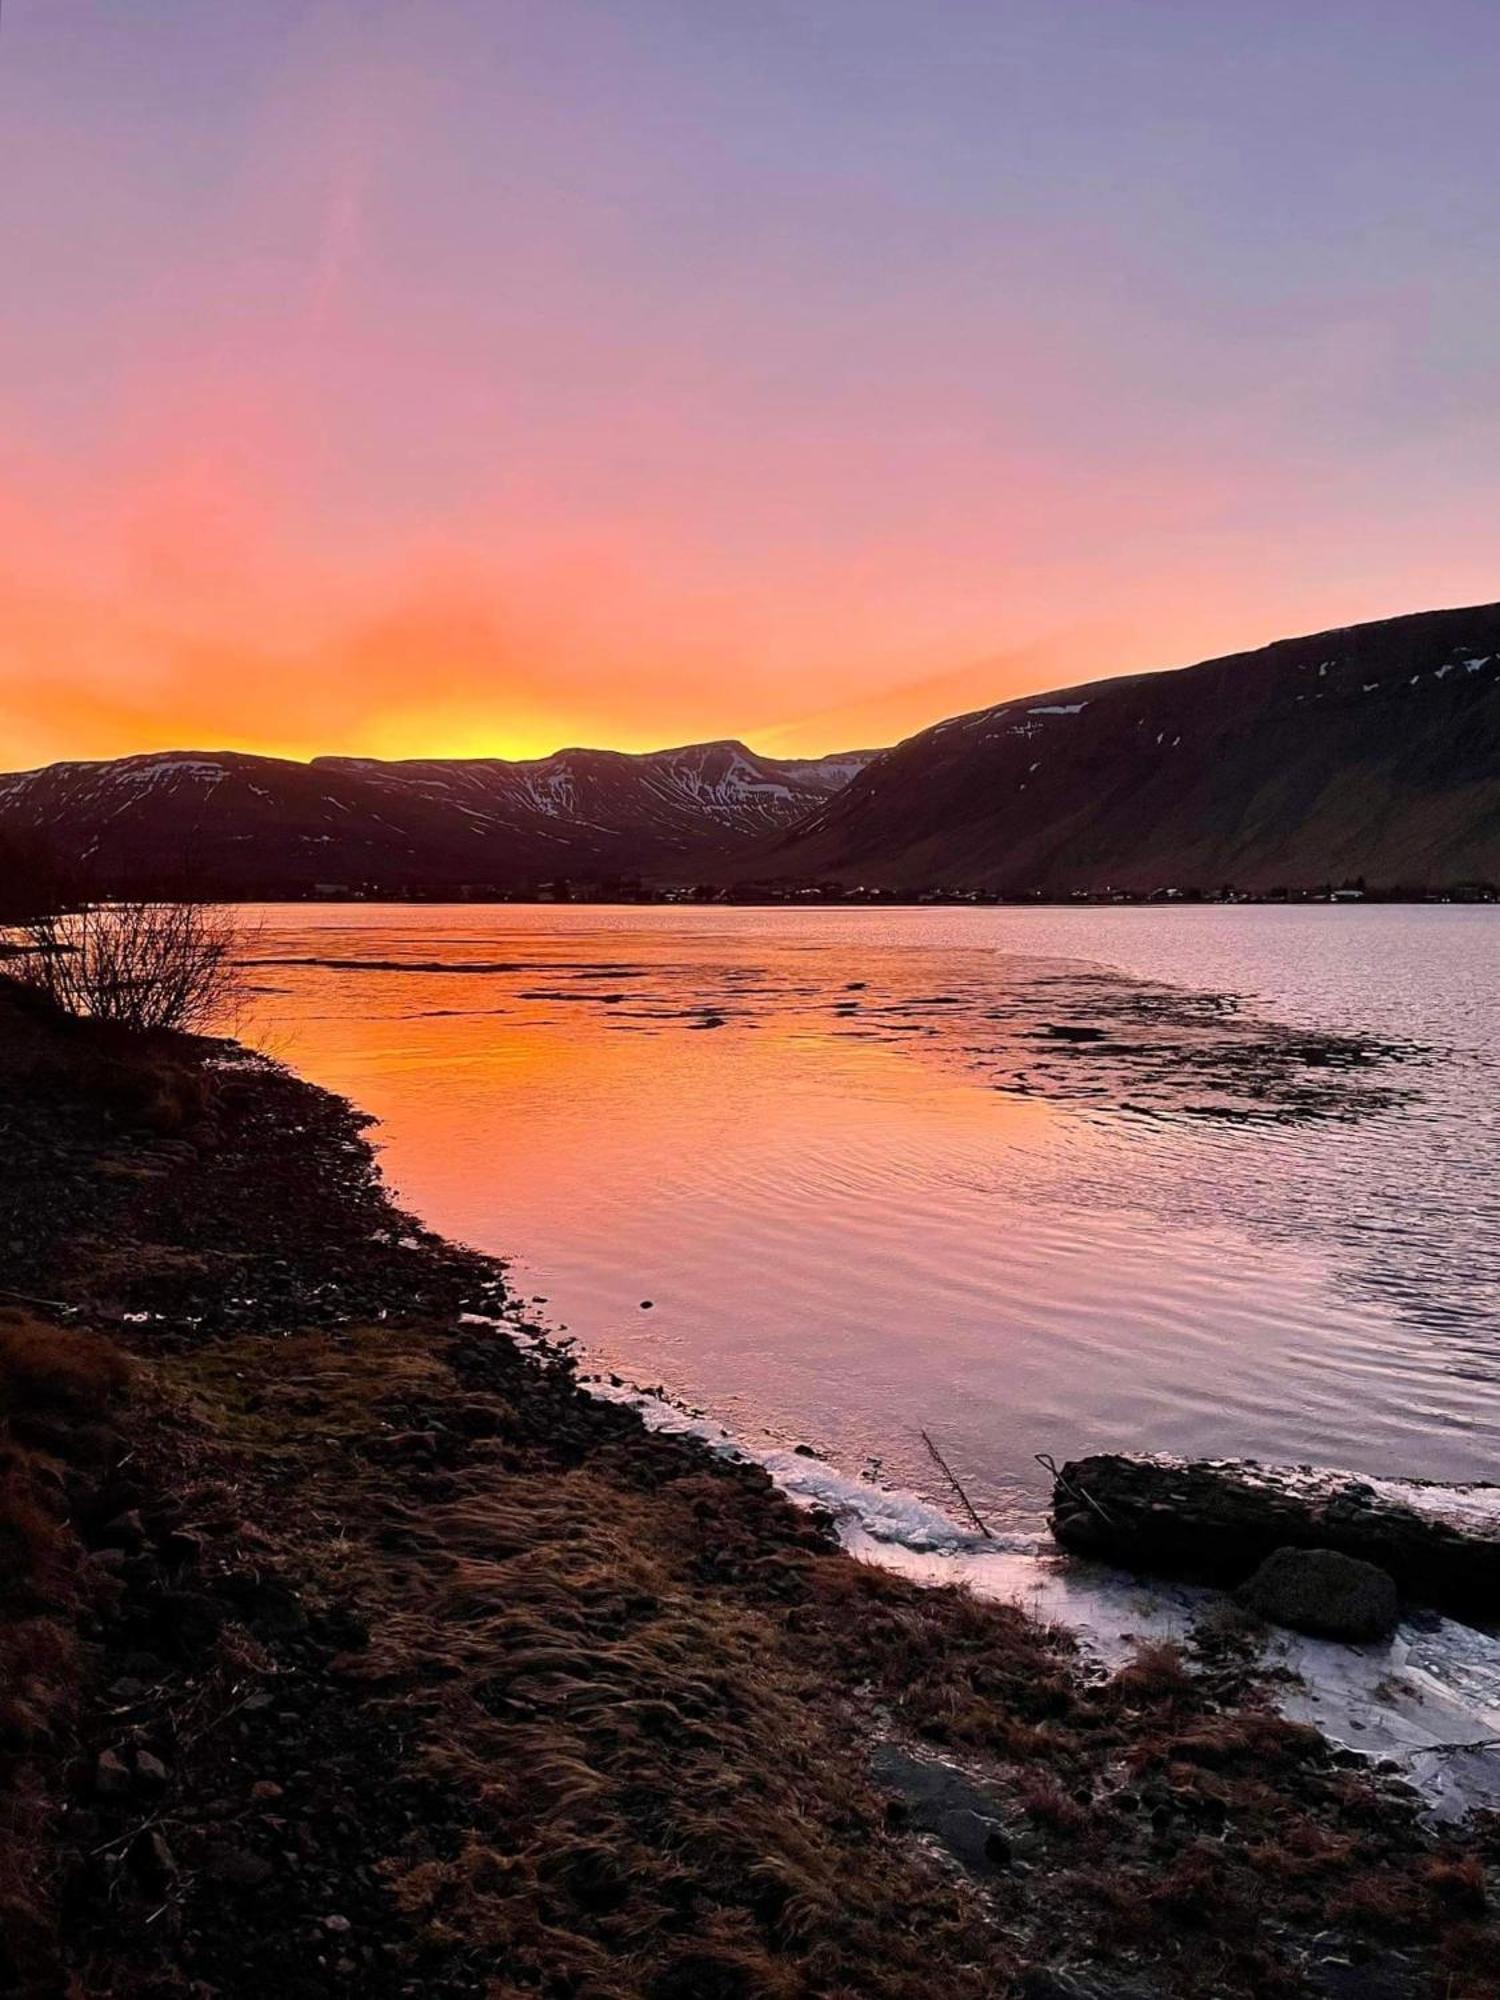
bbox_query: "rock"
[323,1914,352,1934]
[133,1749,170,1789]
[100,1510,146,1552]
[94,1748,131,1797]
[129,1828,177,1889]
[1237,1547,1399,1641]
[1311,1950,1419,1999]
[224,1572,308,1636]
[871,1743,1014,1877]
[933,1807,1012,1869]
[152,1589,223,1658]
[378,1429,439,1465]
[1049,1453,1500,1620]
[204,1843,273,1889]
[448,1399,503,1439]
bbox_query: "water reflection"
[239,904,1499,1528]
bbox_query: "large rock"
[1236,1546,1399,1641]
[870,1744,1015,1877]
[1049,1454,1500,1622]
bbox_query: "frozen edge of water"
[486,1328,1500,1825]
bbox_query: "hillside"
[0,741,874,896]
[760,603,1500,895]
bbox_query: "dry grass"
[0,973,213,1134]
[0,1314,131,1421]
[1423,1851,1488,1915]
[0,1312,132,1992]
[1128,1708,1325,1774]
[1107,1638,1197,1710]
[54,1322,1020,2000]
[1013,1775,1092,1837]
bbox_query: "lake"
[240,903,1500,1537]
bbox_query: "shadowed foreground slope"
[1,979,1496,1997]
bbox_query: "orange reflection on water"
[239,904,1495,1531]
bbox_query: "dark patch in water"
[518,990,626,1004]
[250,938,1420,1127]
[245,957,531,974]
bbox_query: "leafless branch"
[17,898,246,1034]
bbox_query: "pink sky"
[3,2,1498,768]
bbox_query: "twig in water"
[920,1429,994,1540]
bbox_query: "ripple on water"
[239,903,1500,1528]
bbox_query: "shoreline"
[580,1373,1500,1825]
[87,889,1500,909]
[2,983,1497,1996]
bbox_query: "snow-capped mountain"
[760,602,1500,894]
[0,740,877,895]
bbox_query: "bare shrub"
[18,899,244,1034]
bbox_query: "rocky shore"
[2,976,1497,1998]
[1051,1455,1500,1629]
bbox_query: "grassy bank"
[1,976,1495,1998]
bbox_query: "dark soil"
[1,976,1495,1997]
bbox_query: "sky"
[2,1,1499,769]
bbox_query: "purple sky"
[2,1,1498,762]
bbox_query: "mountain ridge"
[4,601,1499,897]
[755,600,1500,894]
[0,739,876,895]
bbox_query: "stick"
[920,1429,994,1540]
[1035,1451,1115,1527]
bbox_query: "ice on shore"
[585,1375,1500,1825]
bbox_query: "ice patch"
[1359,1474,1500,1535]
[580,1377,1500,1821]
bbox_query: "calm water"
[240,904,1500,1533]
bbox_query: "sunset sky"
[4,1,1499,769]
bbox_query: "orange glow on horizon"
[5,5,1500,777]
[6,432,1499,774]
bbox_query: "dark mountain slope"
[0,741,874,895]
[761,603,1500,893]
